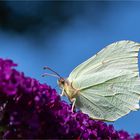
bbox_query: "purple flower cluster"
[0,58,139,139]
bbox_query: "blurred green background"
[0,1,140,133]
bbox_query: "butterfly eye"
[59,78,65,85]
[60,80,64,85]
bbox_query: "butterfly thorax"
[58,78,79,100]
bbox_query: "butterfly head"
[57,78,66,89]
[58,77,78,100]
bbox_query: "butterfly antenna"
[42,73,60,78]
[43,66,62,78]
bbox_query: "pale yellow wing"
[68,40,140,83]
[67,40,140,121]
[75,76,140,121]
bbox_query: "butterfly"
[43,40,140,121]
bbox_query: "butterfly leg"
[60,88,65,96]
[71,98,76,112]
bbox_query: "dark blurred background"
[0,1,107,33]
[0,1,140,133]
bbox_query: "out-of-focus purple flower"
[134,134,140,140]
[118,130,130,140]
[0,58,139,139]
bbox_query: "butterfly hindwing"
[75,76,140,121]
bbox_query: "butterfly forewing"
[68,40,140,82]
